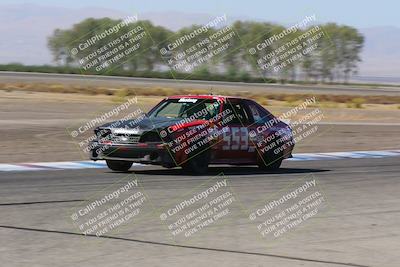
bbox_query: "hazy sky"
[3,0,398,28]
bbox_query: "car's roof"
[166,95,250,101]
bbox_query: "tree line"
[48,18,364,83]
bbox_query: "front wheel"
[181,148,210,175]
[106,160,133,172]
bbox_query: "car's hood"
[99,116,183,133]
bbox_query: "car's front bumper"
[89,141,176,167]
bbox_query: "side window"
[223,100,251,125]
[246,100,274,123]
[248,103,262,122]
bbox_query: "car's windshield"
[148,98,220,120]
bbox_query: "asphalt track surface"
[2,71,400,96]
[1,157,399,267]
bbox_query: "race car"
[90,95,294,174]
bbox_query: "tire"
[181,146,210,175]
[258,143,283,170]
[106,160,133,172]
[258,157,282,170]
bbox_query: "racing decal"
[178,98,198,103]
[222,127,250,151]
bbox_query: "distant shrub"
[351,98,365,108]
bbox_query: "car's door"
[215,99,255,162]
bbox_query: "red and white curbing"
[0,150,399,172]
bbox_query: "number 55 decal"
[222,127,249,150]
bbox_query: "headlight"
[94,128,111,139]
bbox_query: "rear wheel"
[106,160,133,172]
[258,145,283,170]
[258,156,282,170]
